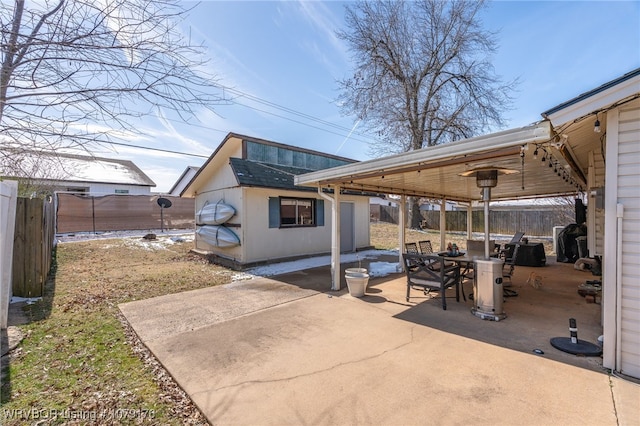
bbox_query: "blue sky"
[98,1,640,193]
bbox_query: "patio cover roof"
[295,121,578,203]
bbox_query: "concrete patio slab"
[119,277,318,342]
[119,263,639,425]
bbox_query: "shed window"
[280,197,315,227]
[269,197,324,228]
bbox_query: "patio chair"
[402,253,461,310]
[418,240,434,254]
[510,232,525,244]
[503,244,520,297]
[404,242,423,270]
[405,242,420,254]
[498,232,525,258]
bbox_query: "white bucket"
[345,272,369,297]
[345,267,368,276]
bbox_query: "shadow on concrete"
[390,258,605,373]
[269,250,605,375]
[267,253,400,293]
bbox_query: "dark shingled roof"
[229,158,317,192]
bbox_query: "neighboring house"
[370,196,399,224]
[0,150,155,195]
[370,196,398,208]
[296,68,640,379]
[168,166,200,196]
[181,133,373,268]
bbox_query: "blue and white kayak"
[196,225,240,248]
[196,200,235,225]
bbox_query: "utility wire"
[232,100,375,145]
[105,140,210,158]
[88,84,382,159]
[216,84,376,140]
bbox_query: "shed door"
[340,202,355,253]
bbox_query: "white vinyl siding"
[617,102,640,378]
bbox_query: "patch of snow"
[367,261,401,277]
[10,296,43,304]
[55,230,401,279]
[121,238,177,251]
[243,249,399,278]
[56,229,194,244]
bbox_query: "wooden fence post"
[11,197,54,298]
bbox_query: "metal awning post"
[318,186,341,291]
[440,198,446,252]
[398,195,406,271]
[332,186,341,291]
[467,203,473,241]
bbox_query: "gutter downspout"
[616,203,624,369]
[318,186,341,290]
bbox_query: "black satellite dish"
[157,197,172,231]
[157,197,172,209]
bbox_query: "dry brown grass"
[2,235,234,425]
[2,225,554,425]
[370,221,554,254]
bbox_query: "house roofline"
[180,131,358,197]
[12,177,155,188]
[1,149,156,187]
[229,132,357,164]
[168,165,199,195]
[541,68,640,117]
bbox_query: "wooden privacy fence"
[12,196,56,298]
[56,193,195,233]
[370,204,400,224]
[421,210,569,237]
[374,205,570,237]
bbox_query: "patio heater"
[460,167,518,321]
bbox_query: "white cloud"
[294,1,349,64]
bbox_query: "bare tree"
[337,0,516,228]
[551,195,584,226]
[0,0,223,167]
